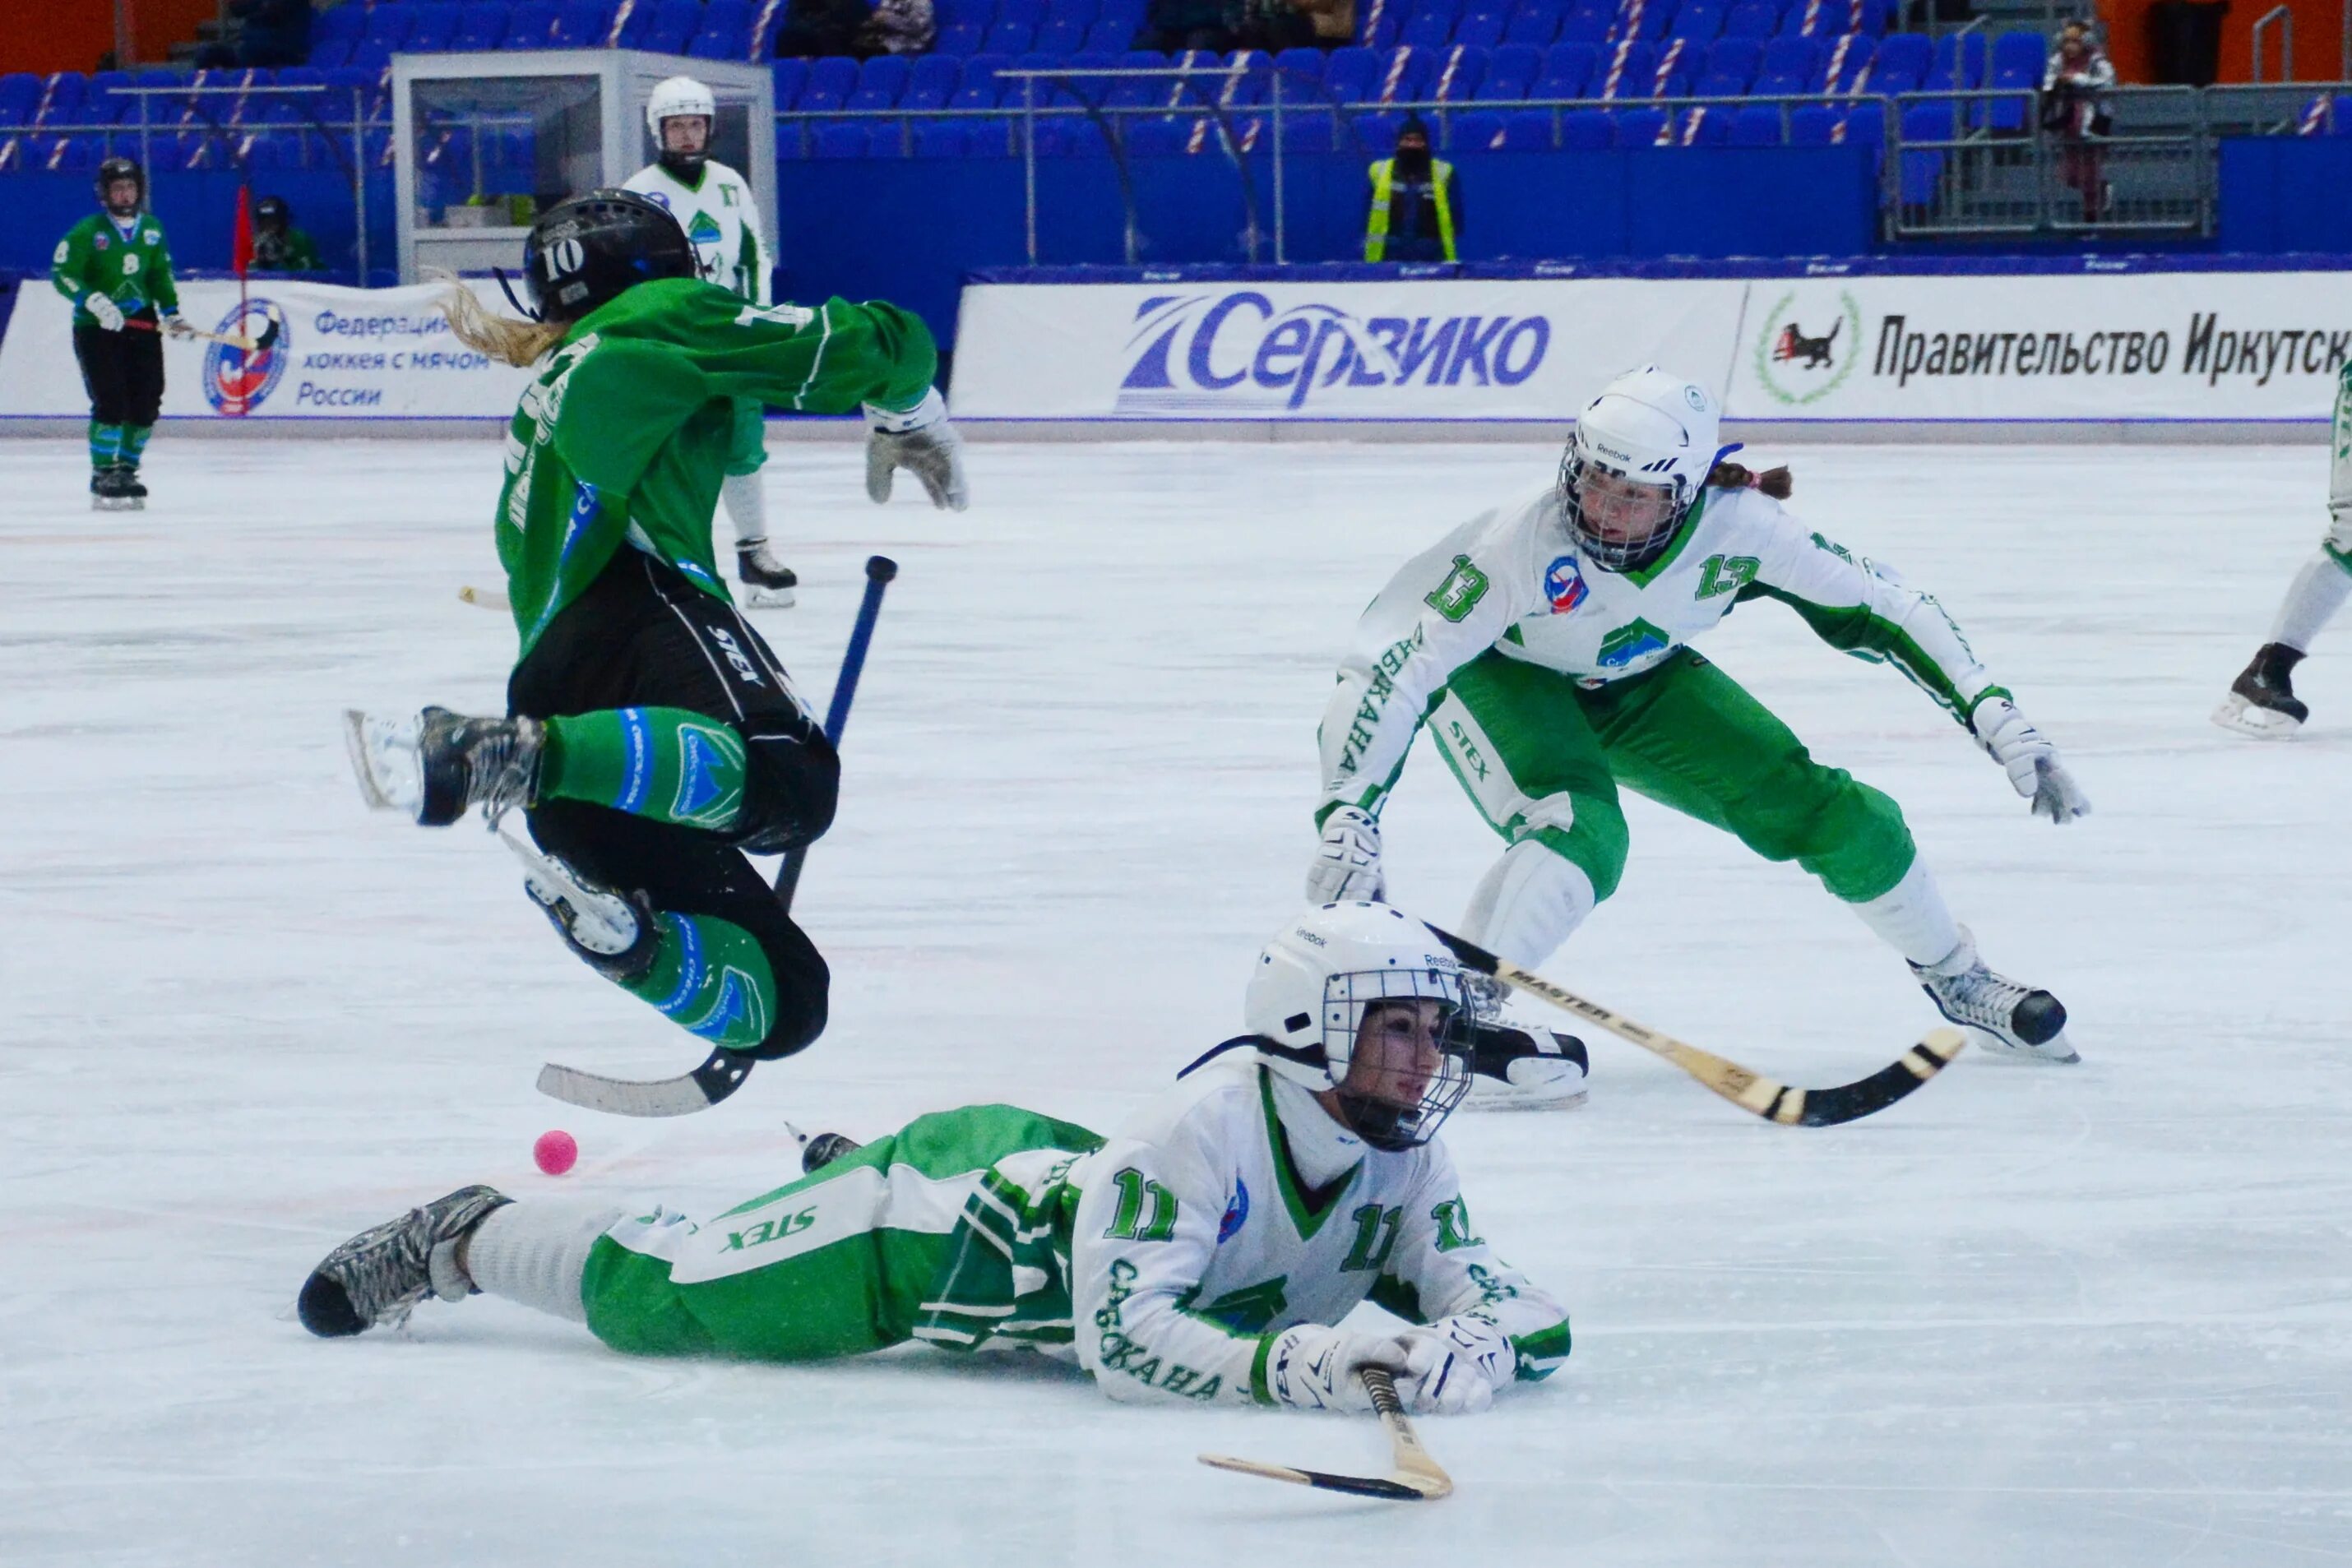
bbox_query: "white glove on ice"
[1396,1316,1515,1417]
[86,293,125,331]
[1969,696,2090,825]
[162,312,195,340]
[1306,806,1385,903]
[1263,1323,1408,1413]
[863,387,968,511]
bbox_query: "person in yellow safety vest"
[1364,115,1458,264]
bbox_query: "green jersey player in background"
[345,189,968,1069]
[298,901,1572,1422]
[2212,359,2352,737]
[50,155,195,509]
[1308,367,2092,1072]
[623,75,803,606]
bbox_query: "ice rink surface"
[4,433,2350,1566]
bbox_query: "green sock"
[89,422,123,469]
[616,912,777,1051]
[540,706,748,831]
[120,423,152,467]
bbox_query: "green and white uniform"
[498,275,934,655]
[1319,480,2010,964]
[621,158,772,480]
[51,210,182,476]
[567,1052,1570,1404]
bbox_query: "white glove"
[1396,1316,1515,1416]
[863,387,968,511]
[1969,696,2090,825]
[1306,806,1384,903]
[86,293,125,331]
[162,312,195,340]
[1262,1323,1408,1413]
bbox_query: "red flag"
[232,184,254,279]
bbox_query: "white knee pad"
[1460,840,1598,969]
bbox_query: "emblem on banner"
[202,298,290,417]
[1752,289,1863,407]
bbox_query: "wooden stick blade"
[1197,1455,1437,1501]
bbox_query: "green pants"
[581,1104,1102,1361]
[727,395,768,478]
[1428,647,1916,905]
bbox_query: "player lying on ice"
[297,902,1572,1416]
[345,188,967,1066]
[1309,367,2092,1072]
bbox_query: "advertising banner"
[1729,271,2352,424]
[948,277,1751,422]
[0,276,531,420]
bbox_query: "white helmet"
[1559,366,1726,573]
[1243,901,1479,1150]
[646,76,716,175]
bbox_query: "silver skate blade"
[341,709,423,814]
[1961,1025,2081,1066]
[738,587,797,610]
[2211,694,2303,739]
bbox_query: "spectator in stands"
[1138,0,1234,53]
[250,195,324,272]
[201,0,313,69]
[774,0,872,58]
[2041,18,2114,220]
[854,0,936,57]
[1234,0,1317,51]
[1299,0,1354,49]
[1364,114,1458,263]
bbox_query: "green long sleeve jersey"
[50,211,182,325]
[498,278,938,657]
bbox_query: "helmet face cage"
[97,157,143,215]
[1558,441,1691,575]
[1318,964,1480,1151]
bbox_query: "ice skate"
[736,540,798,608]
[1910,930,2076,1064]
[296,1185,512,1338]
[90,465,141,511]
[2212,642,2308,738]
[501,829,660,982]
[1462,1020,1590,1110]
[342,705,543,826]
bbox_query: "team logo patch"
[1218,1177,1250,1243]
[94,232,109,250]
[641,190,672,210]
[1543,554,1588,614]
[201,298,289,417]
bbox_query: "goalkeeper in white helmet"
[297,901,1572,1418]
[1308,366,2090,1083]
[624,76,796,605]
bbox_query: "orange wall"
[1,0,248,72]
[2104,0,2344,84]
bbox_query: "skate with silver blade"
[2212,642,2308,738]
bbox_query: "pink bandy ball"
[534,1129,578,1176]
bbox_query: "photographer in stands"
[2042,18,2115,220]
[249,196,322,274]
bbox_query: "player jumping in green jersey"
[51,155,194,509]
[297,901,1572,1422]
[345,189,969,1066]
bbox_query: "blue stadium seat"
[771,57,809,107]
[1447,107,1503,147]
[1322,44,1381,100]
[1840,97,1883,155]
[1587,39,1652,97]
[1757,34,1819,84]
[1614,0,1672,39]
[1868,31,1928,90]
[314,5,366,44]
[1477,64,1534,98]
[1085,20,1133,49]
[503,0,559,48]
[1101,49,1167,106]
[1898,103,1947,202]
[1818,30,1871,90]
[609,0,654,47]
[1402,13,1455,50]
[1729,102,1781,141]
[1377,44,1436,99]
[30,74,88,128]
[1000,0,1049,26]
[1704,36,1759,85]
[1555,2,1609,42]
[984,21,1036,53]
[1352,106,1405,149]
[1676,102,1729,141]
[1692,71,1742,95]
[1615,104,1667,142]
[691,0,754,57]
[406,4,461,49]
[856,53,911,100]
[1047,0,1100,28]
[1035,19,1088,53]
[913,120,971,155]
[1498,106,1553,145]
[950,52,1009,107]
[0,73,44,128]
[1788,101,1834,141]
[935,25,985,55]
[1430,44,1488,97]
[1928,29,1985,88]
[1561,104,1613,145]
[1272,46,1326,91]
[1668,0,1724,39]
[938,0,992,26]
[1646,35,1700,92]
[800,54,860,109]
[549,0,610,46]
[1984,30,2039,132]
[902,53,963,106]
[643,0,700,53]
[1410,0,1465,29]
[1721,0,1775,38]
[1541,39,1595,86]
[1454,8,1507,47]
[86,70,132,123]
[1485,40,1541,82]
[1504,0,1563,45]
[813,121,868,157]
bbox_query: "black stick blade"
[1792,1032,1965,1126]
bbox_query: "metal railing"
[2252,3,2294,82]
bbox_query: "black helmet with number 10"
[521,188,697,325]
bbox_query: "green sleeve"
[149,229,180,314]
[49,220,92,304]
[289,229,323,271]
[697,294,938,415]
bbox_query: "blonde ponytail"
[430,271,568,368]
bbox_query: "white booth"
[390,50,776,282]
